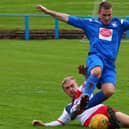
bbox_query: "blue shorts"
[86,54,116,86]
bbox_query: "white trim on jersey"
[76,104,103,125]
[45,120,62,126]
[121,19,124,24]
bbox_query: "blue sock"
[84,74,99,97]
[87,91,107,109]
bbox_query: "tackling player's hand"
[78,64,86,75]
[78,64,88,79]
[32,120,46,126]
[36,5,49,14]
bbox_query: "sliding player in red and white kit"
[32,76,129,129]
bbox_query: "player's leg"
[80,55,103,109]
[82,55,103,97]
[87,83,115,109]
[102,83,115,97]
[115,112,129,127]
[83,66,101,96]
[87,64,116,109]
[70,55,103,119]
[78,66,101,110]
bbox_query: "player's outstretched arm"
[32,119,64,127]
[36,5,69,23]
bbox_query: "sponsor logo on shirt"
[99,28,113,41]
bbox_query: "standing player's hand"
[32,120,46,126]
[36,5,49,14]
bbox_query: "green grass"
[0,0,129,15]
[0,39,129,129]
[0,0,129,29]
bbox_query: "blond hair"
[61,76,75,88]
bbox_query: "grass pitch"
[0,39,129,129]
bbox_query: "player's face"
[63,79,78,98]
[98,8,112,25]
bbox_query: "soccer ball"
[89,114,109,129]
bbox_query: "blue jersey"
[68,16,129,62]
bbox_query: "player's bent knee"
[102,84,115,97]
[105,90,115,97]
[91,66,102,78]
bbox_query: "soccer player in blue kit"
[36,2,129,118]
